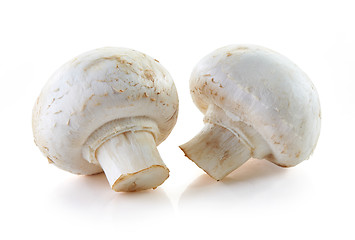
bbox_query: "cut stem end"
[112,165,169,192]
[180,123,251,180]
[96,131,169,192]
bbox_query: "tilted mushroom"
[180,45,321,180]
[33,47,179,192]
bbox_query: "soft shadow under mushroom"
[50,173,174,221]
[186,158,286,188]
[178,158,312,215]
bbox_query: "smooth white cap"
[33,47,178,175]
[189,45,321,167]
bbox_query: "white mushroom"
[180,45,321,180]
[33,47,179,192]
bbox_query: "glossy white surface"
[0,0,354,239]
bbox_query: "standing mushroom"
[180,45,321,180]
[33,47,179,192]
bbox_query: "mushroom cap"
[190,45,321,167]
[33,47,179,175]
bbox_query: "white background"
[0,0,354,239]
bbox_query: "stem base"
[96,131,169,192]
[180,123,251,180]
[112,165,169,192]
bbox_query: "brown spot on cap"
[144,69,155,82]
[47,157,54,164]
[112,87,125,93]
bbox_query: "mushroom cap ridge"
[190,45,321,167]
[33,47,179,175]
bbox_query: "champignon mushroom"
[32,47,179,192]
[180,45,321,180]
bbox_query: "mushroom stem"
[180,104,272,180]
[180,123,251,180]
[180,122,271,180]
[96,131,169,192]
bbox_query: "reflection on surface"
[179,158,312,215]
[51,173,174,224]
